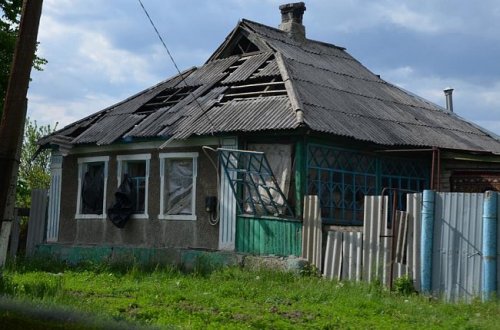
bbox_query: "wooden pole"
[0,0,44,243]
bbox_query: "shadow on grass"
[0,296,162,330]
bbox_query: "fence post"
[421,189,435,294]
[482,191,497,301]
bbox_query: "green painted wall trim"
[235,216,302,256]
[35,244,242,268]
[36,244,180,265]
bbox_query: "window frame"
[159,152,199,221]
[75,156,109,219]
[116,153,151,219]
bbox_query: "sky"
[26,0,500,134]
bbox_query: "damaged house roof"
[39,14,500,155]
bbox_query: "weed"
[299,263,320,277]
[394,275,416,296]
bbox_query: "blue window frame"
[306,144,429,225]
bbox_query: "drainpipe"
[444,88,454,112]
[421,189,436,294]
[482,191,497,301]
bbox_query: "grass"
[1,257,499,329]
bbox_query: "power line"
[136,0,217,136]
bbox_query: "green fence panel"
[236,216,302,256]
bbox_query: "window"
[117,154,151,218]
[159,152,198,220]
[76,156,109,218]
[306,144,429,225]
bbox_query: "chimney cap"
[279,2,306,24]
[279,2,306,11]
[443,87,454,94]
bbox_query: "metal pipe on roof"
[444,87,454,112]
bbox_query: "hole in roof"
[135,85,197,114]
[227,35,259,57]
[219,75,287,103]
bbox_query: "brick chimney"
[279,2,306,42]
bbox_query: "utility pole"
[0,0,44,261]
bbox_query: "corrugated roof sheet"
[171,96,297,139]
[72,113,145,145]
[40,17,500,155]
[253,58,280,77]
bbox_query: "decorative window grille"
[307,144,429,225]
[218,148,294,217]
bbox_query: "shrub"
[394,275,415,296]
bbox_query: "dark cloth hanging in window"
[82,165,104,214]
[108,174,136,228]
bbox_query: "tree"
[16,117,57,208]
[0,0,46,118]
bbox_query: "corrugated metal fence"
[319,191,498,302]
[430,192,485,302]
[302,196,322,271]
[322,194,421,288]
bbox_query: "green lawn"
[0,259,499,329]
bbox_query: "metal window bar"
[306,143,429,225]
[218,148,294,217]
[131,176,145,212]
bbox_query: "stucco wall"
[57,146,219,249]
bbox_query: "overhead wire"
[137,1,222,226]
[136,0,217,136]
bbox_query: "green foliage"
[394,275,416,296]
[16,117,57,208]
[299,262,320,277]
[0,0,47,118]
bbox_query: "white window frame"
[116,154,151,219]
[159,152,198,221]
[75,156,109,219]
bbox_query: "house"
[39,2,500,257]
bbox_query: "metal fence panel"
[236,216,302,256]
[405,193,422,291]
[302,195,323,271]
[323,231,362,281]
[342,232,363,281]
[323,231,343,280]
[26,189,48,256]
[432,192,483,302]
[362,196,389,283]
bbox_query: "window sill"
[75,214,106,220]
[130,214,149,219]
[158,214,197,221]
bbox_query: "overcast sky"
[26,0,500,135]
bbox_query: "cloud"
[374,3,447,33]
[25,0,500,136]
[381,65,500,133]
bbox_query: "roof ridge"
[240,18,348,53]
